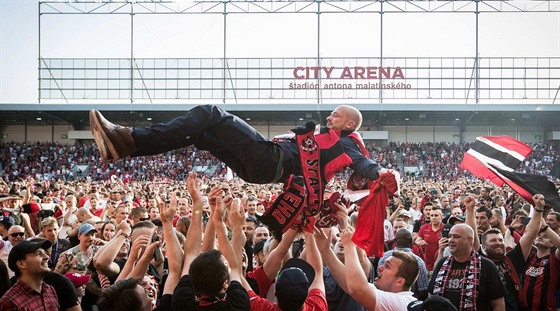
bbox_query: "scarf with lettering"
[261,123,355,233]
[433,251,481,311]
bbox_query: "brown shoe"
[89,110,136,161]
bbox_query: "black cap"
[275,258,316,310]
[8,240,52,275]
[253,240,266,254]
[448,215,466,225]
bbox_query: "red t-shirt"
[418,223,443,270]
[90,208,104,218]
[248,288,327,311]
[247,266,274,298]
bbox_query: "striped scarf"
[433,250,481,311]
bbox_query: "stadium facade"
[1,0,559,145]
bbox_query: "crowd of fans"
[0,140,559,311]
[1,141,559,183]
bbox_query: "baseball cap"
[448,215,466,225]
[407,295,458,311]
[64,272,91,287]
[253,240,266,254]
[0,215,15,229]
[8,240,52,274]
[275,258,315,310]
[78,223,98,236]
[398,210,412,218]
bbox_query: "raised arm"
[212,193,241,282]
[201,213,216,253]
[341,226,378,311]
[229,198,247,277]
[127,240,161,280]
[93,220,132,277]
[304,231,325,293]
[464,196,480,252]
[315,227,351,293]
[159,192,184,295]
[263,228,298,281]
[116,233,152,282]
[519,194,545,259]
[181,172,204,276]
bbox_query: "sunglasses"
[10,232,25,238]
[140,217,150,222]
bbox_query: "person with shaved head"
[429,221,506,310]
[89,105,388,185]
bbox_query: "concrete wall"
[1,124,76,144]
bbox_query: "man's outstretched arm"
[341,226,378,311]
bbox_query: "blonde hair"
[40,217,58,230]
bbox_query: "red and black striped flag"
[490,165,560,210]
[461,136,560,210]
[461,136,532,186]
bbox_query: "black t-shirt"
[43,272,79,310]
[490,243,529,311]
[155,294,172,311]
[171,275,249,311]
[428,255,506,311]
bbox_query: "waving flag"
[460,136,532,186]
[461,136,559,210]
[490,165,560,210]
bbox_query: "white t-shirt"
[368,283,417,311]
[0,240,14,278]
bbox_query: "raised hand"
[186,172,202,207]
[464,195,476,211]
[339,226,355,246]
[313,227,333,252]
[159,193,177,224]
[228,198,245,229]
[118,219,132,235]
[533,194,545,210]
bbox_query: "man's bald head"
[452,223,474,239]
[336,105,362,131]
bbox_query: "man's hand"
[313,227,333,252]
[335,206,350,230]
[130,234,151,261]
[229,198,245,229]
[339,226,355,247]
[187,172,202,207]
[118,220,132,236]
[159,193,177,224]
[464,195,476,211]
[211,193,226,224]
[533,194,545,210]
[438,237,449,250]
